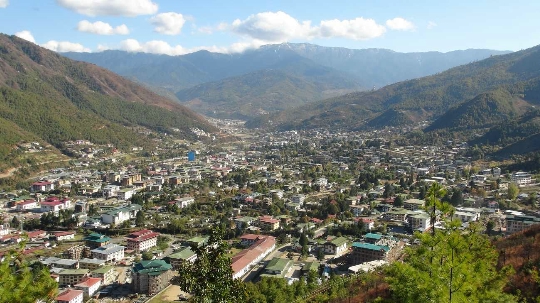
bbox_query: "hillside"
[176,67,357,119]
[248,44,540,131]
[0,34,216,162]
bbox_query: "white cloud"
[56,0,158,17]
[318,18,386,40]
[117,38,261,56]
[15,30,36,43]
[0,0,9,8]
[229,11,386,43]
[77,20,129,35]
[42,40,91,52]
[427,21,437,29]
[97,44,110,51]
[386,17,415,31]
[150,12,186,35]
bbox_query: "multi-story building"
[78,258,105,270]
[258,216,280,231]
[408,212,431,231]
[511,172,533,185]
[403,199,425,211]
[349,233,404,265]
[506,215,540,234]
[91,265,115,285]
[63,245,91,260]
[56,289,83,303]
[126,229,160,253]
[16,200,38,211]
[74,277,101,297]
[58,269,89,286]
[132,260,173,295]
[167,247,196,269]
[84,233,111,249]
[30,181,55,193]
[323,236,348,256]
[101,204,142,225]
[91,244,124,262]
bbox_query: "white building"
[175,196,195,208]
[126,230,159,253]
[91,244,125,262]
[511,172,533,185]
[323,237,348,255]
[56,289,83,303]
[101,204,141,225]
[102,185,120,198]
[75,277,101,297]
[16,200,38,211]
[117,188,135,201]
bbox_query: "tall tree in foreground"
[385,183,516,302]
[173,227,246,303]
[0,242,58,303]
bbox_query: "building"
[506,215,540,234]
[91,244,125,262]
[258,216,280,231]
[56,289,83,303]
[84,233,111,249]
[31,181,55,193]
[132,260,173,295]
[63,245,91,260]
[52,231,76,241]
[58,269,89,286]
[174,196,195,208]
[43,257,79,269]
[91,265,115,285]
[403,199,425,211]
[75,277,101,297]
[126,229,160,253]
[511,172,533,185]
[232,235,276,279]
[101,204,142,225]
[323,236,348,255]
[349,234,404,265]
[408,212,431,231]
[78,258,106,270]
[16,200,38,211]
[260,258,293,278]
[40,197,71,213]
[167,247,196,269]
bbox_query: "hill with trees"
[0,34,216,164]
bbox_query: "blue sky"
[0,0,538,55]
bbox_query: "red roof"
[26,230,46,238]
[56,289,83,301]
[75,277,101,288]
[41,201,63,206]
[127,230,159,242]
[33,181,52,186]
[239,234,260,241]
[53,231,75,237]
[231,236,275,275]
[18,200,37,205]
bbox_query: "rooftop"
[352,242,390,252]
[56,289,83,301]
[132,259,172,274]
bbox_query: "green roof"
[84,233,111,243]
[187,236,209,246]
[133,260,172,274]
[92,265,114,274]
[59,269,89,275]
[330,236,348,247]
[352,242,389,252]
[168,247,196,260]
[302,261,320,272]
[365,233,383,240]
[105,204,142,216]
[265,258,292,272]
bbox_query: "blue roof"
[352,242,389,252]
[364,233,382,240]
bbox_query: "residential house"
[258,216,280,231]
[16,200,38,211]
[175,196,195,208]
[260,258,293,278]
[91,265,115,285]
[511,172,533,185]
[52,231,76,241]
[323,237,348,256]
[408,212,431,231]
[167,247,196,269]
[84,233,111,249]
[101,204,141,225]
[78,258,105,270]
[30,181,55,193]
[403,199,425,211]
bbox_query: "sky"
[0,0,539,55]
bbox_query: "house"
[175,196,195,208]
[102,185,120,198]
[126,229,160,253]
[58,269,89,286]
[454,209,480,223]
[232,235,276,279]
[260,258,293,278]
[323,236,348,256]
[56,289,83,303]
[16,199,38,211]
[239,234,266,247]
[350,205,366,217]
[258,216,280,231]
[383,208,412,222]
[132,260,173,295]
[40,197,71,213]
[511,172,533,185]
[234,216,255,229]
[74,277,101,297]
[167,247,197,269]
[31,181,55,193]
[291,194,305,204]
[26,230,48,241]
[91,265,115,285]
[84,233,111,248]
[117,188,135,201]
[43,257,79,269]
[91,244,124,262]
[52,231,76,241]
[101,204,142,225]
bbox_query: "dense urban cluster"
[1,121,539,303]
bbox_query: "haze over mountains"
[0,34,216,160]
[63,43,507,119]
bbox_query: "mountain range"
[63,44,507,119]
[0,34,216,163]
